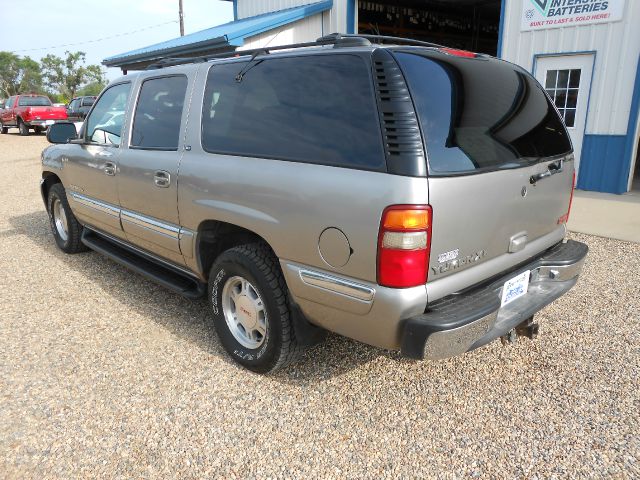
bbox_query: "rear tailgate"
[394,49,574,301]
[32,106,68,120]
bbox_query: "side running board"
[81,229,206,299]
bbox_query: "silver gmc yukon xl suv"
[41,34,588,373]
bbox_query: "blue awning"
[103,1,333,69]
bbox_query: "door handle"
[530,159,564,185]
[154,170,171,188]
[104,161,116,176]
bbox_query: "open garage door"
[358,0,502,56]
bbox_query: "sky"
[1,0,234,80]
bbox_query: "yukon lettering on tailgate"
[431,250,487,275]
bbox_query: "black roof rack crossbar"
[144,33,444,70]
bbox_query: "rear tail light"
[557,171,576,225]
[378,205,432,288]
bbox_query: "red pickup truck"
[1,94,68,136]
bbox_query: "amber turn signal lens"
[383,209,430,230]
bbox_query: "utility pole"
[179,0,185,36]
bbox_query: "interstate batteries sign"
[521,0,626,31]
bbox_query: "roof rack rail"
[145,37,337,70]
[144,32,442,70]
[323,33,444,49]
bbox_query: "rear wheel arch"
[195,220,275,281]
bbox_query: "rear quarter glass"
[393,51,572,175]
[200,54,386,171]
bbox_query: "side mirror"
[47,122,78,144]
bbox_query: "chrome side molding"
[299,269,375,302]
[70,192,119,217]
[121,209,181,239]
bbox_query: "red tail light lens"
[378,205,432,288]
[558,171,576,225]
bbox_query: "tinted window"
[85,82,131,145]
[395,51,572,175]
[81,97,95,107]
[18,96,51,106]
[131,76,187,150]
[202,55,384,170]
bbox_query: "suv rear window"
[395,51,572,175]
[201,55,385,171]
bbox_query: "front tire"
[47,183,88,254]
[208,243,304,373]
[18,119,29,136]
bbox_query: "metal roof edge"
[103,1,333,68]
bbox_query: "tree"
[17,57,43,94]
[40,51,105,101]
[0,52,44,98]
[77,80,106,97]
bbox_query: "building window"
[545,69,581,128]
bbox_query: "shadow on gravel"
[1,130,47,136]
[5,210,390,383]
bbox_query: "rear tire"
[208,243,304,373]
[18,119,29,136]
[34,126,44,134]
[47,183,88,254]
[0,122,7,134]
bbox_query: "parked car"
[41,34,587,373]
[66,96,96,121]
[1,94,67,135]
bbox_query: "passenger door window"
[131,75,188,150]
[85,82,131,145]
[545,69,581,128]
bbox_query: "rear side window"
[395,51,572,175]
[18,96,51,107]
[201,55,385,170]
[131,75,188,150]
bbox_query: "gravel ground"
[0,132,638,479]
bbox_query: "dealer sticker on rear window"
[501,270,531,307]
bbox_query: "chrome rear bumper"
[401,240,588,360]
